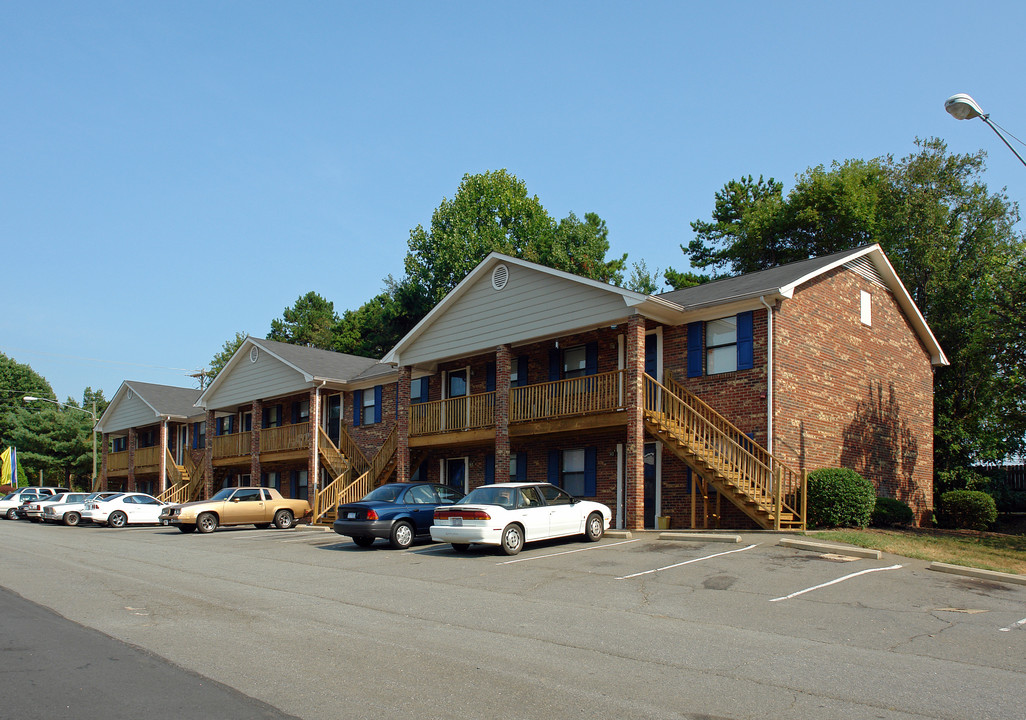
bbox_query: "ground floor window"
[548,447,597,497]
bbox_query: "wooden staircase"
[643,374,806,531]
[158,450,206,504]
[312,425,397,526]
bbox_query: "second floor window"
[354,386,382,426]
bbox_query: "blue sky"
[2,1,1024,404]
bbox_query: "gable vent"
[250,346,260,363]
[844,258,886,288]
[491,264,509,291]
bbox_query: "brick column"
[159,420,168,494]
[309,388,320,496]
[100,432,109,491]
[251,399,263,483]
[127,427,137,492]
[396,367,411,483]
[624,313,645,529]
[204,410,215,499]
[495,344,511,481]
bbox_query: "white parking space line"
[769,564,903,602]
[498,539,640,565]
[999,617,1026,632]
[615,544,760,580]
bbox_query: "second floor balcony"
[212,424,312,462]
[410,369,626,441]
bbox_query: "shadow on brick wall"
[841,381,923,508]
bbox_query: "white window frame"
[860,290,872,326]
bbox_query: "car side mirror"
[232,498,240,503]
[570,497,580,505]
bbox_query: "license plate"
[346,512,356,519]
[450,517,463,526]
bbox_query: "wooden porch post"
[159,420,168,494]
[309,388,320,500]
[624,313,645,530]
[495,344,511,481]
[100,432,109,492]
[396,367,411,483]
[204,410,215,499]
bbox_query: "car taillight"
[366,509,378,520]
[435,509,491,521]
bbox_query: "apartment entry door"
[644,442,657,528]
[445,457,467,494]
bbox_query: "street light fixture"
[23,396,98,490]
[944,93,1026,168]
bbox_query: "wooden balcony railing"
[212,431,252,459]
[410,392,496,435]
[107,451,128,473]
[261,424,312,453]
[134,446,161,469]
[510,370,625,423]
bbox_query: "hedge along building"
[379,245,946,530]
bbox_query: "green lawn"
[807,527,1026,575]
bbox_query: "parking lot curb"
[928,562,1026,586]
[605,530,633,539]
[659,532,741,543]
[778,538,882,559]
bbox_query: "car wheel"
[584,512,604,542]
[389,521,414,549]
[352,535,375,547]
[64,512,81,527]
[5,509,17,520]
[108,511,127,528]
[500,524,524,556]
[273,509,294,530]
[197,513,218,534]
[178,524,196,534]
[450,543,471,552]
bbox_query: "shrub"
[937,490,998,531]
[806,468,876,529]
[871,497,915,527]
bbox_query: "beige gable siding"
[106,394,159,433]
[203,349,310,408]
[403,264,632,366]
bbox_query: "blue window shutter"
[516,451,527,482]
[215,418,222,436]
[516,356,528,387]
[291,402,300,425]
[276,404,283,427]
[549,348,561,381]
[192,424,198,449]
[584,447,597,496]
[423,376,431,403]
[687,322,704,378]
[737,311,754,370]
[486,362,496,392]
[353,390,363,427]
[548,449,560,486]
[374,385,383,424]
[484,454,495,484]
[585,342,598,376]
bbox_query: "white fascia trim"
[383,252,653,365]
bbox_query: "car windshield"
[360,485,405,503]
[457,486,519,509]
[2,493,15,500]
[210,488,239,501]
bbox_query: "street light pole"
[945,93,1026,169]
[23,396,98,490]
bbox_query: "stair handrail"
[645,374,805,529]
[317,427,352,478]
[313,425,397,524]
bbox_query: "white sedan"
[81,492,167,528]
[43,492,121,526]
[430,482,611,555]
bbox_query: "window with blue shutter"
[585,342,598,376]
[547,449,559,485]
[373,385,383,424]
[484,454,495,484]
[512,356,528,387]
[353,389,363,427]
[486,362,496,392]
[515,451,527,482]
[737,311,754,370]
[584,447,597,497]
[548,349,561,382]
[687,322,703,377]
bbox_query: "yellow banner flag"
[1,447,11,486]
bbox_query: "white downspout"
[313,381,327,497]
[759,296,774,456]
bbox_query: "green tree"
[206,331,249,385]
[0,352,54,450]
[268,292,339,349]
[626,259,662,294]
[682,138,1026,475]
[404,170,625,312]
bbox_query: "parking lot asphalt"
[1,519,1023,720]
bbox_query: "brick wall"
[773,267,935,523]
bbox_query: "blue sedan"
[333,483,465,549]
